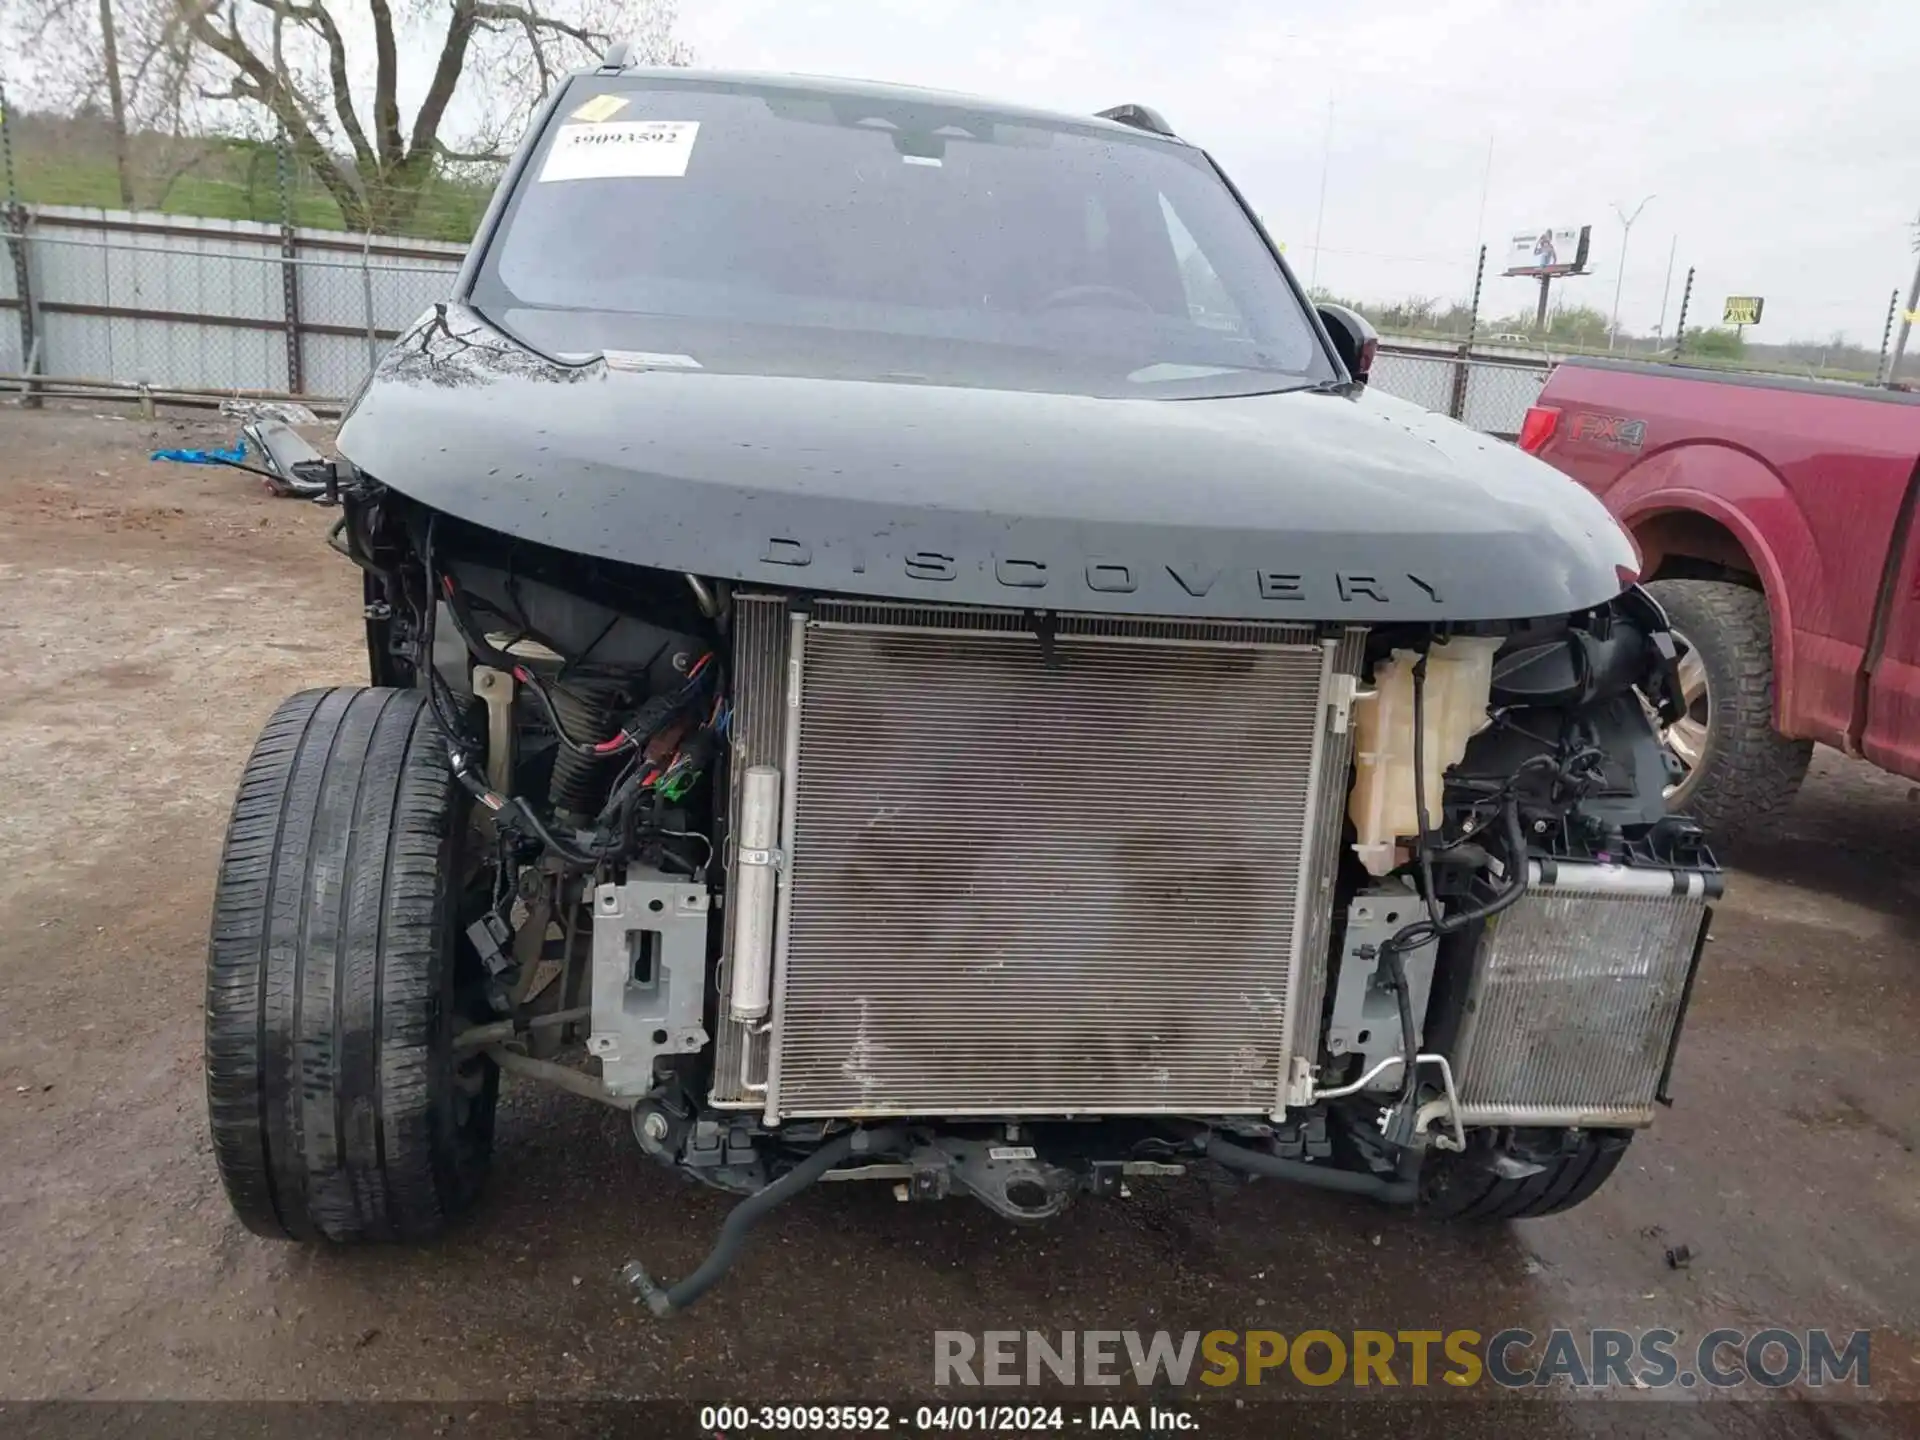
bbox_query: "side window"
[1159,193,1247,334]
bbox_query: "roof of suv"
[587,67,1187,145]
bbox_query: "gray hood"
[338,306,1636,622]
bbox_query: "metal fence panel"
[294,252,455,395]
[294,252,369,331]
[1370,349,1459,414]
[33,262,287,389]
[0,233,20,374]
[301,330,380,401]
[3,205,462,400]
[1461,361,1549,436]
[369,260,457,331]
[1369,344,1550,438]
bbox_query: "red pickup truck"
[1522,358,1920,832]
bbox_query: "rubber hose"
[641,1128,902,1316]
[1206,1135,1418,1203]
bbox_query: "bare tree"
[155,0,689,233]
[3,0,140,200]
[3,0,222,207]
[97,0,135,204]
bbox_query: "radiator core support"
[710,596,1362,1123]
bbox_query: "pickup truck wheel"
[1421,1131,1631,1221]
[1644,579,1812,832]
[205,686,496,1243]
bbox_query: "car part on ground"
[1645,579,1813,833]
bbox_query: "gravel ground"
[0,405,1915,1436]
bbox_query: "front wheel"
[1420,1130,1632,1221]
[205,687,496,1242]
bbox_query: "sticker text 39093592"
[538,121,700,182]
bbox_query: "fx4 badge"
[1569,412,1648,451]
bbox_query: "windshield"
[471,75,1334,399]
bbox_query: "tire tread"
[1646,579,1811,834]
[1423,1133,1630,1223]
[205,686,491,1244]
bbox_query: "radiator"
[1451,868,1712,1128]
[708,596,1360,1121]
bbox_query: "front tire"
[1421,1131,1632,1221]
[205,686,496,1242]
[1645,578,1811,834]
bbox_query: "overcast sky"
[674,0,1918,343]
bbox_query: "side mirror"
[1317,304,1378,387]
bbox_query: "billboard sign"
[1723,296,1765,326]
[1504,225,1591,277]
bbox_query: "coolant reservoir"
[1348,636,1503,877]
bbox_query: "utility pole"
[1653,235,1678,349]
[2,78,42,406]
[1471,135,1493,273]
[1889,209,1920,387]
[1309,98,1332,290]
[1672,267,1695,358]
[1608,195,1656,351]
[271,0,305,393]
[1877,289,1899,384]
[1465,244,1487,346]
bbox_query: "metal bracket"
[1326,886,1437,1087]
[1327,672,1359,734]
[588,871,712,1096]
[1282,1055,1317,1110]
[471,665,515,792]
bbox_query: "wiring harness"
[416,519,723,872]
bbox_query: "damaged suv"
[205,65,1716,1313]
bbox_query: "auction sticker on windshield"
[566,93,629,123]
[539,121,699,181]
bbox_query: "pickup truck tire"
[205,686,496,1243]
[1645,579,1812,832]
[1420,1131,1632,1221]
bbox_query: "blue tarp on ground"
[150,436,247,466]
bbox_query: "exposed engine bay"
[331,488,1716,1312]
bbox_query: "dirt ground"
[0,405,1916,1433]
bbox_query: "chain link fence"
[0,90,498,247]
[1373,343,1549,437]
[2,205,461,407]
[0,216,21,376]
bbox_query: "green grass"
[12,147,490,244]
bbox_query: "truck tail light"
[1517,405,1562,454]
